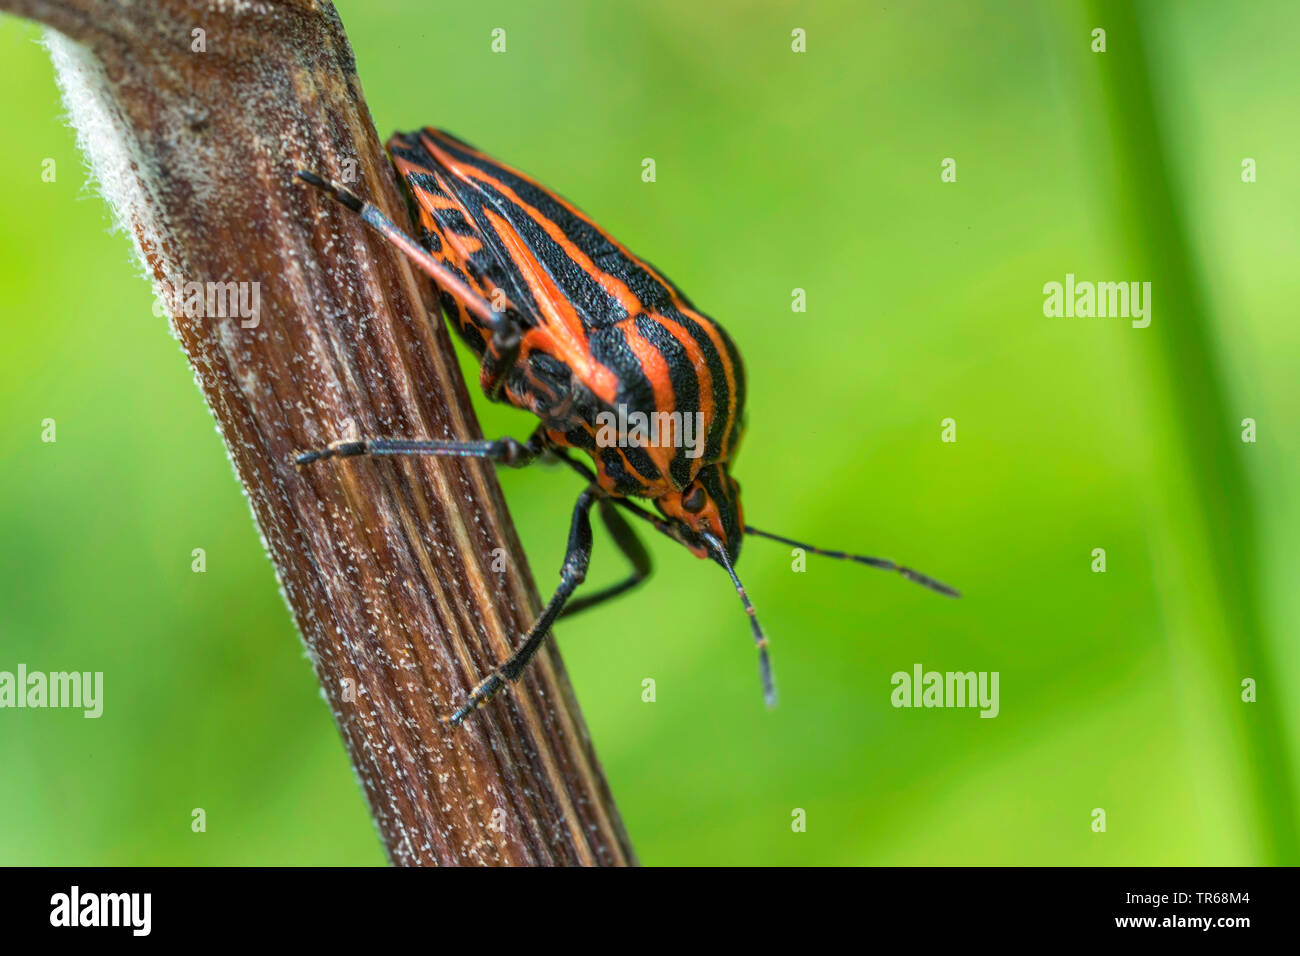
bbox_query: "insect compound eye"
[680,484,707,514]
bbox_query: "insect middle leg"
[294,427,547,468]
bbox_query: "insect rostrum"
[296,128,959,726]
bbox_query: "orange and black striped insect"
[295,128,959,725]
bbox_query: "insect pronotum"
[295,128,959,725]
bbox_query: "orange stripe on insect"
[480,207,620,404]
[620,322,678,479]
[678,303,739,460]
[415,132,653,320]
[420,129,685,309]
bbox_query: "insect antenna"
[703,533,777,709]
[744,526,961,599]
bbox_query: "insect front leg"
[446,486,601,726]
[560,497,652,618]
[294,427,547,468]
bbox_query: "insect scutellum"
[292,128,958,726]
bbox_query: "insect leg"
[537,449,778,706]
[560,497,652,618]
[295,428,546,468]
[296,170,503,331]
[548,448,680,537]
[297,170,526,403]
[477,311,522,402]
[446,486,601,726]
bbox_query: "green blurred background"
[1,1,1296,865]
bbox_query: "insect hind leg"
[295,169,503,331]
[295,170,365,212]
[294,427,547,468]
[297,169,526,402]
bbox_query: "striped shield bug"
[295,128,959,725]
